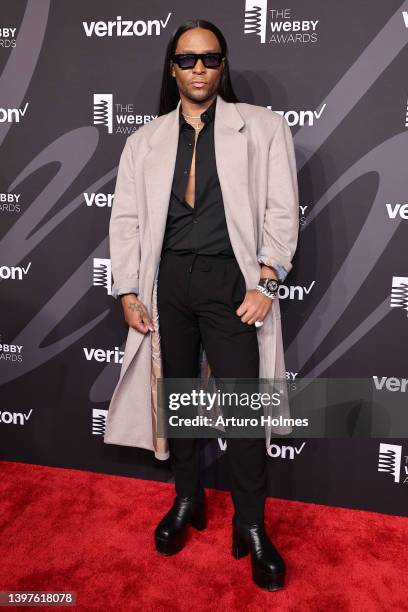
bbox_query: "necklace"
[182,111,204,132]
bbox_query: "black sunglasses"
[172,53,223,70]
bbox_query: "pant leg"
[157,252,202,496]
[190,256,267,524]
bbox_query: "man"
[105,20,299,592]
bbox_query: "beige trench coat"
[103,94,299,460]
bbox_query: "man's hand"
[120,294,155,333]
[235,263,278,325]
[235,289,273,325]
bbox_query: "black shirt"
[161,96,234,256]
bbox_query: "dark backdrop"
[1,0,407,516]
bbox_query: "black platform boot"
[154,487,207,555]
[231,514,286,591]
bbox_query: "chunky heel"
[231,514,286,590]
[189,498,207,530]
[232,523,250,559]
[154,488,206,555]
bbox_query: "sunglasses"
[172,53,223,70]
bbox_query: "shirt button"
[183,170,188,174]
[192,219,198,224]
[188,143,192,146]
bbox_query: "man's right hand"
[120,294,155,333]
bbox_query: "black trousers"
[157,250,267,524]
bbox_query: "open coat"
[103,94,299,460]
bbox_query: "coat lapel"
[143,94,258,286]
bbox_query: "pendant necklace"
[182,112,204,132]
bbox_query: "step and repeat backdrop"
[1,1,407,517]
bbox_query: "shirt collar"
[179,96,217,129]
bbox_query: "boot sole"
[252,566,285,591]
[155,534,185,555]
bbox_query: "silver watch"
[256,277,280,299]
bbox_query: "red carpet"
[0,460,407,611]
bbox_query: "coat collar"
[145,93,245,149]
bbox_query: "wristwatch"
[260,278,280,293]
[256,277,281,299]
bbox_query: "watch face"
[266,279,278,292]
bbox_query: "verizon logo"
[0,102,29,124]
[268,103,326,126]
[373,376,408,392]
[84,193,114,208]
[83,347,124,363]
[82,14,172,37]
[386,203,408,219]
[0,262,31,280]
[279,281,316,301]
[0,409,33,425]
[217,439,306,458]
[267,442,306,459]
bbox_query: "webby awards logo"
[377,443,407,484]
[244,1,319,45]
[92,94,156,135]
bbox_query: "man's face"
[170,27,225,104]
